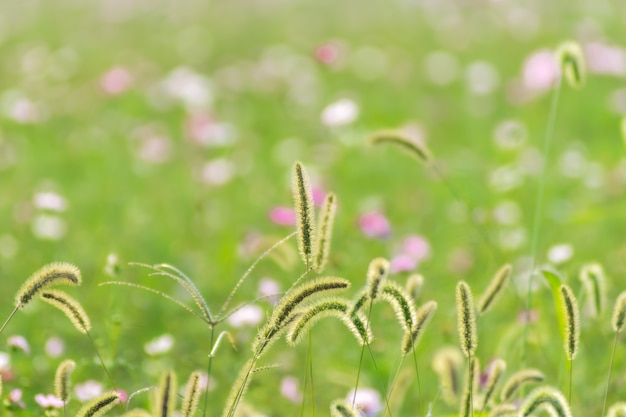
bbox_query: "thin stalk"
[202,326,216,417]
[352,301,375,407]
[383,356,405,417]
[568,360,572,404]
[0,306,18,336]
[85,331,123,412]
[309,333,315,417]
[468,356,474,417]
[299,339,310,417]
[601,331,620,417]
[411,348,423,417]
[521,77,562,366]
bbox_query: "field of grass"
[1,0,626,416]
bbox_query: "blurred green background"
[1,0,626,415]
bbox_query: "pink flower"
[312,187,326,207]
[100,67,133,95]
[257,278,281,305]
[280,376,302,403]
[358,211,391,239]
[74,380,103,402]
[185,113,235,147]
[522,50,559,92]
[518,309,538,324]
[227,305,263,327]
[115,389,128,404]
[314,43,340,65]
[35,394,64,409]
[584,42,626,76]
[269,206,296,226]
[45,337,65,357]
[7,389,25,409]
[345,388,382,417]
[390,254,417,274]
[401,235,431,262]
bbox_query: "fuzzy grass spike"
[579,263,605,317]
[75,391,120,417]
[15,262,82,308]
[519,386,572,417]
[292,161,316,267]
[54,359,76,402]
[401,300,437,354]
[559,284,580,360]
[40,290,91,334]
[156,371,177,417]
[369,130,432,163]
[500,369,544,401]
[456,281,478,358]
[313,193,337,273]
[478,264,511,315]
[380,281,417,332]
[556,41,586,89]
[181,371,202,417]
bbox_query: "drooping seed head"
[488,404,517,417]
[330,399,360,417]
[181,371,202,417]
[401,301,437,354]
[313,193,337,273]
[519,386,572,417]
[612,291,626,333]
[480,359,506,410]
[54,359,76,402]
[579,263,606,317]
[15,262,82,308]
[157,370,177,417]
[75,391,120,417]
[607,402,626,417]
[292,161,316,268]
[455,281,478,358]
[380,281,417,332]
[559,284,580,360]
[369,130,433,164]
[406,274,424,301]
[40,290,91,334]
[556,41,586,89]
[477,264,511,315]
[500,369,544,402]
[367,258,389,300]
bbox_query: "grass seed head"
[15,262,82,308]
[579,263,606,317]
[455,281,478,358]
[292,161,316,268]
[369,130,433,163]
[40,290,91,334]
[313,193,337,273]
[477,264,511,315]
[500,369,544,402]
[556,41,586,89]
[612,291,626,332]
[559,284,580,360]
[519,386,572,417]
[181,371,203,417]
[54,359,76,402]
[367,257,389,300]
[75,391,120,417]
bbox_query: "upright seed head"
[559,284,580,360]
[369,130,433,164]
[519,386,572,417]
[556,41,586,89]
[579,263,606,317]
[611,291,626,332]
[40,290,91,334]
[157,370,177,417]
[313,193,337,273]
[460,357,479,417]
[477,264,511,315]
[15,262,82,308]
[75,392,120,417]
[181,371,203,417]
[367,258,389,300]
[292,161,316,268]
[455,281,478,358]
[54,359,76,403]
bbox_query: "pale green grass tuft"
[367,257,389,300]
[559,284,580,360]
[15,262,82,308]
[401,300,437,354]
[181,371,203,417]
[579,263,606,317]
[40,290,91,333]
[456,281,478,358]
[369,130,433,163]
[313,193,337,273]
[330,399,360,417]
[477,264,511,315]
[519,386,572,417]
[292,161,316,267]
[379,281,417,332]
[75,391,120,417]
[500,369,544,401]
[611,291,626,332]
[54,359,76,402]
[556,41,586,89]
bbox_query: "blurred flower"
[424,51,459,86]
[44,337,64,358]
[280,376,302,403]
[0,352,10,369]
[197,372,216,391]
[312,187,326,207]
[314,43,340,65]
[401,235,430,263]
[161,67,213,110]
[100,67,133,95]
[547,244,574,264]
[33,192,67,212]
[31,214,66,240]
[358,211,391,239]
[144,334,174,356]
[7,336,29,354]
[345,388,382,417]
[35,394,64,409]
[227,305,263,327]
[465,61,500,95]
[390,254,417,274]
[269,206,296,226]
[493,120,527,150]
[493,201,522,225]
[321,99,359,127]
[137,136,172,164]
[186,113,236,147]
[115,389,128,404]
[74,381,103,402]
[518,309,538,324]
[104,253,120,277]
[200,158,235,186]
[258,278,281,304]
[522,50,559,93]
[4,95,42,124]
[584,42,626,76]
[6,389,25,409]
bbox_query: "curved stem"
[602,331,619,417]
[0,306,19,336]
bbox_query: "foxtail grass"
[55,359,75,404]
[579,263,606,318]
[75,392,121,417]
[292,161,316,268]
[379,281,417,332]
[556,41,586,89]
[602,292,626,417]
[500,369,544,401]
[156,371,177,417]
[519,386,572,417]
[479,359,506,412]
[369,130,433,164]
[460,357,479,417]
[182,371,202,417]
[40,290,91,333]
[607,402,626,417]
[330,399,360,417]
[313,193,337,273]
[367,258,390,300]
[558,284,579,401]
[401,301,437,354]
[477,264,511,316]
[456,282,477,358]
[488,404,517,417]
[406,274,424,301]
[432,347,463,406]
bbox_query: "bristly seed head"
[556,41,586,89]
[367,258,389,300]
[313,193,337,273]
[579,263,605,318]
[606,402,626,417]
[455,281,477,358]
[54,359,76,402]
[559,284,579,361]
[519,386,572,417]
[40,290,91,334]
[477,264,511,315]
[15,262,82,308]
[181,371,202,417]
[612,291,626,333]
[401,301,437,354]
[500,369,544,402]
[75,391,120,417]
[369,130,433,164]
[292,161,316,268]
[330,399,360,417]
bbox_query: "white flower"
[144,334,174,356]
[161,67,213,110]
[547,244,574,264]
[345,388,382,417]
[31,214,66,240]
[74,380,103,402]
[33,192,67,212]
[321,99,359,127]
[45,337,64,357]
[227,305,263,327]
[201,158,235,186]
